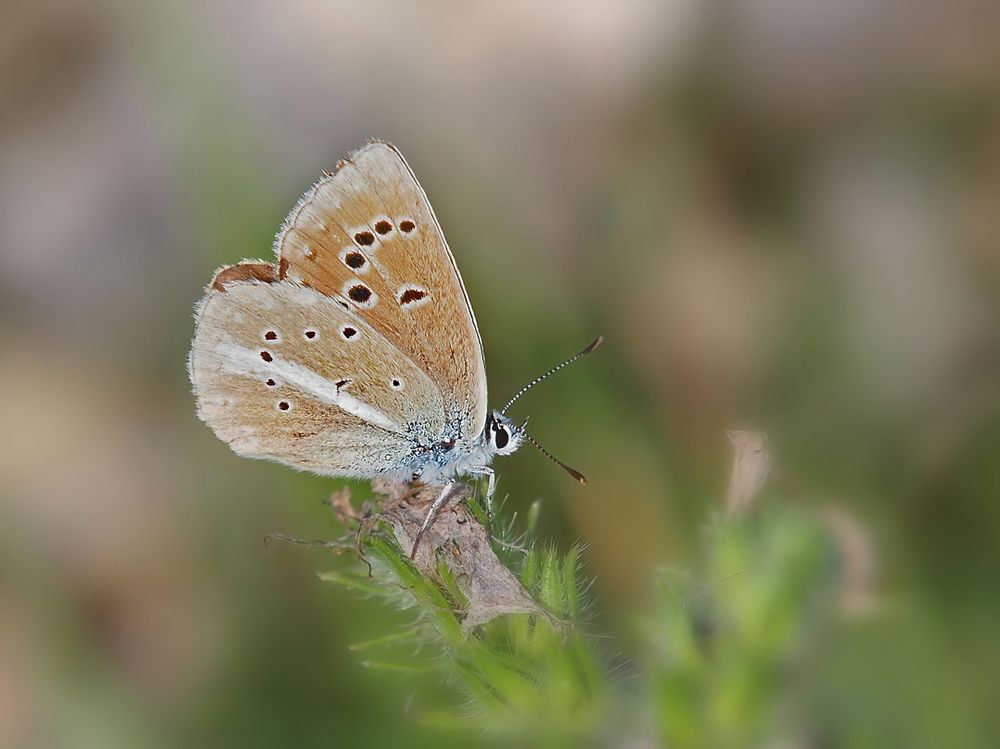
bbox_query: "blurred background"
[2,0,999,746]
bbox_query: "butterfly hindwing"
[190,269,445,476]
[275,142,489,439]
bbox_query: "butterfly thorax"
[399,410,521,485]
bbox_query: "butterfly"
[188,141,599,555]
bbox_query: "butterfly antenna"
[501,336,603,415]
[523,432,588,485]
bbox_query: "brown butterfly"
[188,141,598,554]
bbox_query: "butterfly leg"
[466,466,496,534]
[410,480,456,559]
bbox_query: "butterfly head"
[484,410,523,457]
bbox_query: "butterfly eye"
[494,426,509,450]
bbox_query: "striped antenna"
[523,432,588,485]
[501,336,603,415]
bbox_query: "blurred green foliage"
[324,489,994,748]
[648,508,835,748]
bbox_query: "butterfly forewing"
[275,142,488,439]
[190,273,445,476]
